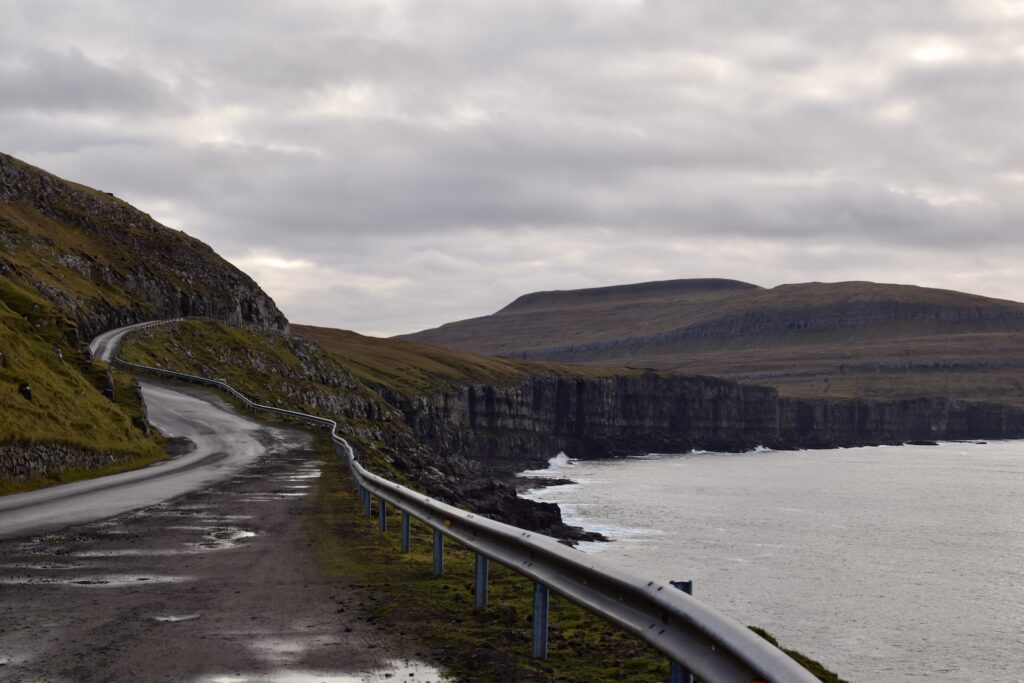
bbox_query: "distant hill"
[399,279,1024,406]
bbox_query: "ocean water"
[520,442,1024,682]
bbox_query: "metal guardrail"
[105,320,819,683]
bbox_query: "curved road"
[88,319,161,362]
[0,379,270,540]
[0,321,270,540]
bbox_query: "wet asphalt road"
[0,381,442,682]
[0,380,269,541]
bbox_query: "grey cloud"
[2,0,1024,334]
[0,48,182,114]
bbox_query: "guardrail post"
[432,529,444,577]
[378,498,387,532]
[669,580,694,683]
[532,582,549,659]
[401,511,410,553]
[474,554,488,609]
[363,491,372,517]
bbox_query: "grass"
[295,324,649,398]
[0,275,161,458]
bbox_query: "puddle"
[197,661,446,682]
[74,549,185,558]
[198,672,441,682]
[153,613,201,622]
[214,641,445,682]
[282,471,321,481]
[189,527,257,550]
[238,494,306,502]
[0,574,192,587]
[0,562,86,570]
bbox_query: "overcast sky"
[2,1,1023,335]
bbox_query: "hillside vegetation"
[0,275,160,470]
[294,324,645,397]
[400,278,1024,405]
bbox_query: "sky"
[2,0,1023,336]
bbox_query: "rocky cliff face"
[391,374,1024,474]
[0,153,287,339]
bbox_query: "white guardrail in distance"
[104,320,819,683]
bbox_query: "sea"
[520,442,1024,682]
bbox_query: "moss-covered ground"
[0,276,163,494]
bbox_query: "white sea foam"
[547,452,574,469]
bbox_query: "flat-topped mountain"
[400,278,1024,406]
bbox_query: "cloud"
[2,0,1023,334]
[0,47,183,114]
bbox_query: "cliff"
[0,153,287,339]
[391,374,1024,475]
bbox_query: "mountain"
[399,278,1024,406]
[0,152,286,489]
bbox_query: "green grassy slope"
[0,275,160,468]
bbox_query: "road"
[0,380,268,540]
[0,325,442,681]
[87,319,154,362]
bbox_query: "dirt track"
[0,390,442,682]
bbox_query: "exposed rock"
[102,369,115,401]
[390,373,1024,477]
[17,382,31,401]
[0,442,132,481]
[0,153,289,338]
[132,377,150,437]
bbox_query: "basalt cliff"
[386,373,1024,476]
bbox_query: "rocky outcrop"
[0,153,288,338]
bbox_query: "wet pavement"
[0,384,444,682]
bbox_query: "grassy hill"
[399,279,1024,405]
[293,324,643,397]
[0,275,162,492]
